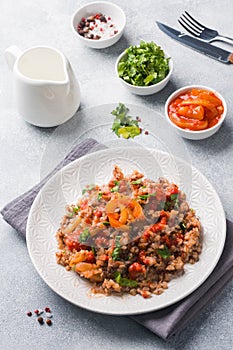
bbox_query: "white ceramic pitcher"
[5,45,81,127]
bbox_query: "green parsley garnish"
[169,193,179,209]
[112,236,121,261]
[173,199,179,210]
[73,206,80,214]
[91,246,96,255]
[97,192,103,200]
[110,185,119,192]
[157,244,171,259]
[114,271,138,288]
[110,181,120,193]
[79,228,90,243]
[118,41,170,87]
[82,184,95,195]
[164,195,179,211]
[111,103,141,139]
[170,193,178,201]
[102,221,110,226]
[131,179,143,185]
[158,201,165,210]
[179,222,186,233]
[163,201,171,211]
[138,193,156,200]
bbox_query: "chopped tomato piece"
[94,209,102,218]
[86,251,95,263]
[99,254,109,261]
[80,201,88,210]
[64,237,87,251]
[141,290,151,298]
[160,210,169,218]
[166,184,179,196]
[160,216,167,225]
[128,262,146,280]
[151,222,165,233]
[142,228,152,240]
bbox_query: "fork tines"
[178,11,204,37]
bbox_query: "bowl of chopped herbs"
[115,41,173,95]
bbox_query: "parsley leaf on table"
[111,102,141,139]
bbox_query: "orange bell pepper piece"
[119,207,128,224]
[106,196,144,228]
[131,199,144,219]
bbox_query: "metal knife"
[156,21,233,64]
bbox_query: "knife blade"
[156,21,233,64]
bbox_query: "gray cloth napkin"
[1,138,233,340]
[1,139,100,236]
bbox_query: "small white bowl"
[71,1,126,49]
[115,50,173,96]
[165,85,227,140]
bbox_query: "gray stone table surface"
[1,0,233,349]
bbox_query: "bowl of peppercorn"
[71,1,126,49]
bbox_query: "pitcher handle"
[5,46,23,71]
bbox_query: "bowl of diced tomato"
[165,85,227,140]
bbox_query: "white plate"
[26,147,226,315]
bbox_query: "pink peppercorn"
[46,319,52,326]
[37,317,44,325]
[34,309,43,315]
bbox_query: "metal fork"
[178,11,233,45]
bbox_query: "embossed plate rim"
[26,147,226,315]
